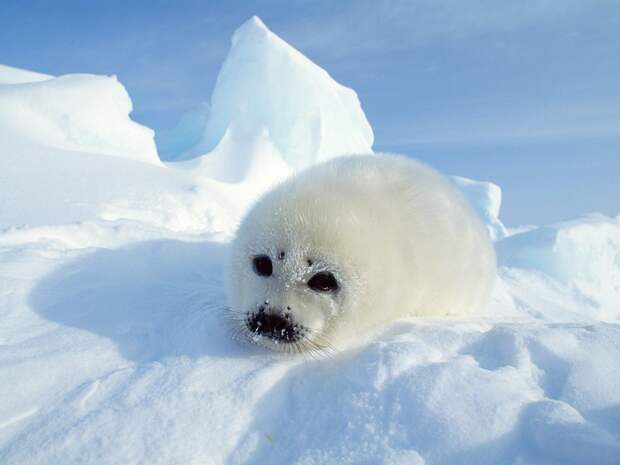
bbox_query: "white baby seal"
[227,154,496,353]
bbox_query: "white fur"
[227,154,496,352]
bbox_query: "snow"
[497,214,620,321]
[1,17,619,465]
[0,73,160,165]
[0,63,52,84]
[181,124,291,185]
[452,175,507,241]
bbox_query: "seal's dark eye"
[253,255,272,277]
[308,272,338,292]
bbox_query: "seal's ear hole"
[308,272,338,292]
[253,255,273,277]
[307,259,313,266]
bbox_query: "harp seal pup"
[227,154,496,353]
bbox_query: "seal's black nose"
[248,310,297,341]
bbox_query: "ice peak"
[188,17,374,170]
[232,16,269,44]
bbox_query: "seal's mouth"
[245,309,304,343]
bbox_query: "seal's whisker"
[229,325,249,343]
[307,335,336,360]
[222,300,338,359]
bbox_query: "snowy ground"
[1,17,619,465]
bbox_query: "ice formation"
[0,73,160,165]
[452,175,507,240]
[185,16,374,169]
[155,102,210,161]
[497,213,620,319]
[0,63,52,84]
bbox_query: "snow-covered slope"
[0,63,52,84]
[181,125,291,185]
[1,17,618,465]
[0,65,267,231]
[183,16,374,169]
[497,214,620,321]
[0,74,160,165]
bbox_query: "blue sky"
[1,0,619,225]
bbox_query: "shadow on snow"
[29,239,248,363]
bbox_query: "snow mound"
[0,73,160,165]
[185,16,374,169]
[497,214,620,320]
[0,63,52,84]
[452,176,507,240]
[185,124,291,185]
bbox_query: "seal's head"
[227,209,358,353]
[232,248,345,353]
[227,167,374,353]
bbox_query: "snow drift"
[0,73,159,165]
[452,175,507,240]
[184,16,374,169]
[0,63,52,84]
[182,125,290,185]
[497,214,620,320]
